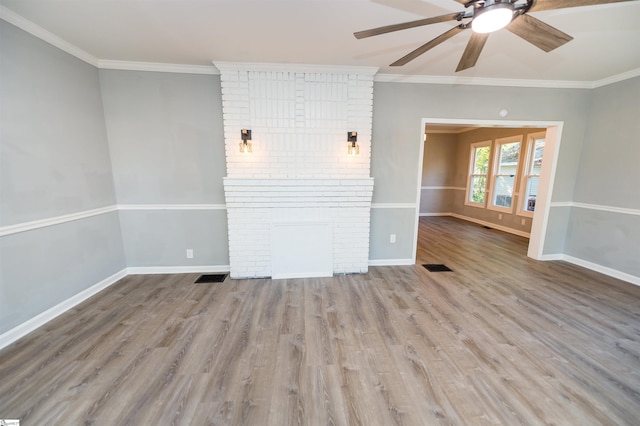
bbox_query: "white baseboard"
[538,254,563,261]
[561,255,640,287]
[127,265,230,275]
[0,268,128,351]
[419,212,531,238]
[449,213,531,238]
[538,254,639,287]
[369,258,415,266]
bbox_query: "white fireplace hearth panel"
[271,221,332,279]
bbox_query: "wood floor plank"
[1,216,639,425]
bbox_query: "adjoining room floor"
[1,217,639,424]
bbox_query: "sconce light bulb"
[239,141,252,153]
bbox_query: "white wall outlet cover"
[186,249,194,258]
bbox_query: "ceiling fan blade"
[390,25,466,66]
[506,14,573,52]
[456,32,489,72]
[354,12,462,39]
[530,0,633,12]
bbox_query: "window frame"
[487,135,523,214]
[464,140,492,208]
[517,131,546,218]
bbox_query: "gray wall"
[565,76,640,276]
[119,210,229,267]
[0,21,125,334]
[1,24,117,224]
[370,208,416,261]
[566,208,640,277]
[99,70,228,267]
[370,82,592,261]
[573,77,640,209]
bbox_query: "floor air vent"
[422,264,453,272]
[194,274,228,284]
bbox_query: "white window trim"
[487,135,523,214]
[517,131,546,218]
[464,140,491,208]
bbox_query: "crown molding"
[0,5,98,67]
[374,68,640,89]
[374,73,593,89]
[213,61,379,76]
[591,68,640,88]
[99,60,218,75]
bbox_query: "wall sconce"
[240,129,252,153]
[347,131,359,156]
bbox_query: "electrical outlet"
[390,234,396,244]
[186,249,194,259]
[521,218,526,226]
[498,214,502,220]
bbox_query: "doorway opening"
[412,118,564,263]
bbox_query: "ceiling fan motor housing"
[471,1,516,33]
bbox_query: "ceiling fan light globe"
[472,5,514,34]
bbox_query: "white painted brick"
[220,64,375,277]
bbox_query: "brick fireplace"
[214,62,377,279]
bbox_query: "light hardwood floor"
[1,217,639,425]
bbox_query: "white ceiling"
[2,0,639,83]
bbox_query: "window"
[518,132,545,217]
[465,141,491,206]
[488,135,522,212]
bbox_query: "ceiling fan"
[354,0,634,72]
